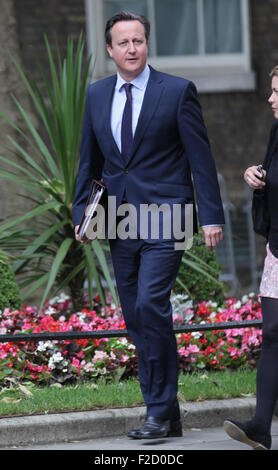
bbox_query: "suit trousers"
[109,236,183,420]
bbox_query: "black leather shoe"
[128,416,170,439]
[224,419,271,450]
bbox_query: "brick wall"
[200,0,278,205]
[12,0,278,206]
[13,0,87,84]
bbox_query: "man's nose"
[127,41,136,53]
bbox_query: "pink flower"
[179,344,200,357]
[120,354,129,363]
[92,350,108,363]
[0,351,7,359]
[71,357,81,369]
[227,347,242,358]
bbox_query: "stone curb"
[0,397,256,448]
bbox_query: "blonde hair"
[270,66,278,78]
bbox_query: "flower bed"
[0,293,262,386]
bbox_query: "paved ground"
[5,421,278,451]
[1,398,278,456]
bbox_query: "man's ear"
[106,44,113,58]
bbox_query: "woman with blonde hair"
[224,65,278,450]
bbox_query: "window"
[85,0,255,92]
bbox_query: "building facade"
[1,0,278,290]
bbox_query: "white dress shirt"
[110,65,150,153]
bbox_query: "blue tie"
[121,83,133,161]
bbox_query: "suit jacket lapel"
[127,67,164,164]
[103,75,123,159]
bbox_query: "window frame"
[85,0,255,93]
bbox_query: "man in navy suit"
[73,11,224,439]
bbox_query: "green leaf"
[13,220,68,273]
[84,244,106,310]
[0,201,59,233]
[40,238,73,309]
[11,96,60,179]
[92,240,119,307]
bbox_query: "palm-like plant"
[0,35,118,311]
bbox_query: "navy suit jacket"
[72,66,225,236]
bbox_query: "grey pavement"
[4,422,278,451]
[0,397,278,451]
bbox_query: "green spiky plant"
[0,35,118,311]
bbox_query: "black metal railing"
[0,319,262,343]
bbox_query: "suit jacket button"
[124,169,129,174]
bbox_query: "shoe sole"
[128,430,182,439]
[128,431,168,440]
[224,420,268,450]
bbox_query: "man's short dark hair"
[105,11,150,46]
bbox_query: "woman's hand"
[244,166,266,189]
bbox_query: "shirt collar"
[115,64,150,92]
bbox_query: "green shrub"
[0,258,21,311]
[174,231,225,305]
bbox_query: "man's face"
[106,20,148,81]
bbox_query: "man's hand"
[202,225,223,251]
[75,225,81,242]
[75,225,93,244]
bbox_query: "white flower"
[192,332,202,339]
[76,312,86,322]
[53,352,64,362]
[117,338,128,346]
[44,306,57,315]
[184,310,194,322]
[48,352,67,370]
[37,340,54,352]
[49,292,70,305]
